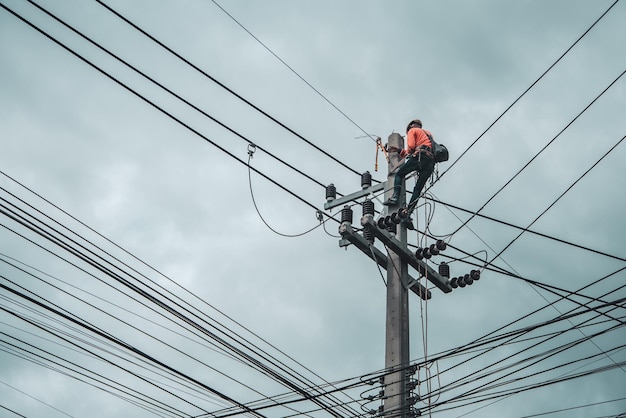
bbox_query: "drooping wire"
[246,146,326,238]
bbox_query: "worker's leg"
[408,158,435,206]
[384,157,419,205]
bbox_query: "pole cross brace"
[339,223,432,300]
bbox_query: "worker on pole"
[383,119,436,208]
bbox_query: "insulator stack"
[361,171,372,189]
[325,183,337,202]
[341,205,353,224]
[362,199,374,216]
[363,227,374,243]
[438,262,450,278]
[448,270,482,290]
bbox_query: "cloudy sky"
[1,0,625,417]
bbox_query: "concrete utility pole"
[381,133,410,418]
[325,132,455,418]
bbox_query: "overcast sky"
[1,0,625,417]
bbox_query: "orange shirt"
[406,127,433,152]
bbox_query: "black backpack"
[426,132,449,163]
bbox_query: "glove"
[400,149,407,158]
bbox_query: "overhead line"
[437,0,621,180]
[25,0,332,193]
[1,4,356,415]
[210,0,377,144]
[487,133,626,269]
[449,68,626,236]
[93,0,366,178]
[0,2,330,218]
[427,196,626,263]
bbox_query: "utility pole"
[381,132,410,418]
[325,132,472,417]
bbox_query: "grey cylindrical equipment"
[361,171,372,189]
[325,183,337,202]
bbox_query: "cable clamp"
[247,143,257,157]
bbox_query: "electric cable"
[0,378,75,418]
[0,256,297,413]
[520,396,626,418]
[426,195,626,264]
[436,0,621,181]
[247,150,326,237]
[0,2,329,219]
[0,207,342,417]
[92,0,367,178]
[447,68,626,237]
[210,0,378,144]
[486,133,626,269]
[24,0,340,198]
[0,168,356,416]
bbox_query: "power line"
[210,0,377,144]
[437,0,621,180]
[487,133,626,269]
[92,0,367,178]
[448,68,626,237]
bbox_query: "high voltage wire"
[0,200,347,416]
[436,0,621,181]
[1,0,624,416]
[0,171,354,415]
[486,132,626,269]
[209,0,378,144]
[448,68,626,237]
[0,2,329,220]
[92,0,367,179]
[427,196,626,264]
[0,255,286,408]
[21,0,332,194]
[0,2,362,415]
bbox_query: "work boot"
[383,186,401,206]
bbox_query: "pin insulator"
[458,277,467,288]
[436,240,447,251]
[429,243,440,256]
[415,248,424,260]
[377,217,386,229]
[391,212,402,224]
[384,215,394,228]
[362,199,375,216]
[326,184,337,202]
[422,247,432,259]
[341,205,353,224]
[438,262,450,278]
[449,277,459,288]
[471,269,481,281]
[361,171,372,189]
[363,227,374,243]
